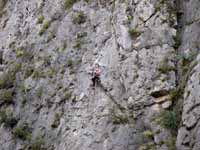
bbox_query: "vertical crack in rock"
[176,0,200,149]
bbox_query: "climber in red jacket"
[90,63,101,88]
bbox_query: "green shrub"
[66,59,73,68]
[0,89,13,104]
[158,63,175,74]
[0,111,7,124]
[63,91,72,100]
[159,110,177,130]
[0,73,15,89]
[169,88,182,101]
[73,38,82,49]
[178,51,198,74]
[64,0,78,9]
[39,20,50,36]
[157,56,175,74]
[47,67,56,78]
[30,137,45,150]
[37,15,45,24]
[43,21,50,29]
[72,12,86,24]
[111,112,129,125]
[24,66,34,78]
[36,87,43,98]
[173,35,181,49]
[143,130,154,139]
[129,28,141,39]
[13,124,32,141]
[0,111,18,128]
[15,49,33,59]
[165,137,176,150]
[16,49,25,57]
[139,143,156,150]
[32,68,46,79]
[12,63,22,73]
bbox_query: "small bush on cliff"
[169,88,182,101]
[159,110,177,131]
[110,110,129,124]
[30,137,45,150]
[143,130,154,139]
[0,89,13,104]
[0,73,15,89]
[157,57,175,74]
[65,0,78,9]
[158,63,175,74]
[39,20,50,36]
[13,124,32,141]
[72,12,86,24]
[129,28,141,39]
[0,111,18,128]
[37,15,44,24]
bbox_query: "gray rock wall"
[176,0,200,150]
[0,0,199,150]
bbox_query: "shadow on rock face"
[150,89,169,98]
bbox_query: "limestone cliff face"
[0,0,199,150]
[176,0,200,150]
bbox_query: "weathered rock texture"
[0,0,198,150]
[176,0,200,150]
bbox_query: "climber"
[89,63,101,89]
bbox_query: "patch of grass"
[110,110,129,125]
[158,63,175,74]
[24,66,34,78]
[30,137,45,150]
[36,87,43,98]
[159,110,177,131]
[72,11,86,24]
[39,20,50,36]
[129,28,141,39]
[47,32,56,42]
[178,51,198,73]
[63,91,72,100]
[51,113,61,128]
[57,43,67,53]
[0,89,13,104]
[47,67,56,78]
[12,63,22,73]
[32,68,45,79]
[138,143,156,150]
[0,111,18,128]
[16,49,25,57]
[73,38,82,49]
[13,124,32,141]
[127,15,133,21]
[169,88,182,101]
[77,32,87,38]
[173,35,181,49]
[143,130,154,139]
[157,57,175,74]
[15,49,33,59]
[66,59,73,68]
[0,72,15,89]
[165,136,176,150]
[64,0,78,9]
[37,15,45,24]
[43,20,50,29]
